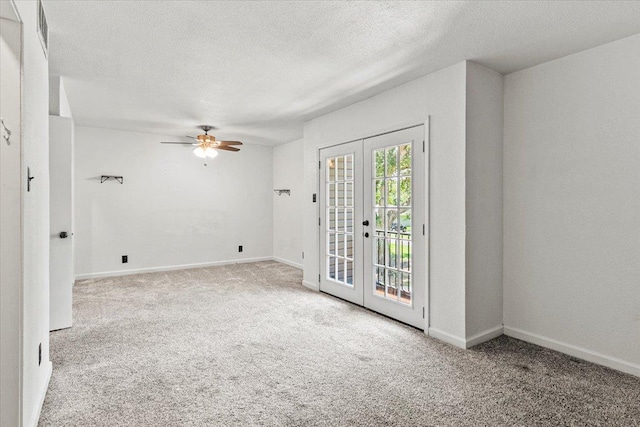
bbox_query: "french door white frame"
[317,118,430,330]
[362,126,426,328]
[319,140,364,305]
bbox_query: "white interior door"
[319,125,426,329]
[1,14,23,427]
[363,126,425,329]
[319,140,364,305]
[49,116,74,331]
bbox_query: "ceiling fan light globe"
[205,147,218,158]
[193,146,207,158]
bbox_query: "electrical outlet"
[122,255,128,263]
[238,245,243,253]
[38,343,42,366]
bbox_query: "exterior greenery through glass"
[373,143,412,304]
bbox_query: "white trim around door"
[318,119,429,330]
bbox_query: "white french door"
[319,125,426,329]
[319,140,364,305]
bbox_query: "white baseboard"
[301,280,319,291]
[428,325,504,349]
[427,327,467,349]
[466,325,504,348]
[27,361,52,427]
[272,257,303,270]
[75,257,273,280]
[504,326,640,378]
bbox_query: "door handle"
[59,232,69,239]
[362,220,369,226]
[364,232,369,238]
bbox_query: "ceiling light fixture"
[193,141,219,158]
[161,125,243,165]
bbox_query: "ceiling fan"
[161,125,243,159]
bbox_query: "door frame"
[316,118,430,330]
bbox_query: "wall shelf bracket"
[273,189,290,196]
[101,175,123,184]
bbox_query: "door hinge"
[302,252,304,259]
[422,224,425,235]
[422,307,425,318]
[318,274,321,283]
[318,217,321,226]
[319,160,321,169]
[422,140,425,153]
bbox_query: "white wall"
[49,75,73,119]
[465,62,504,341]
[272,139,304,268]
[303,62,469,340]
[10,0,53,425]
[503,33,640,376]
[74,126,274,278]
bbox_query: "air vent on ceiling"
[37,0,48,59]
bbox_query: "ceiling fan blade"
[218,140,243,146]
[185,135,198,140]
[216,146,240,152]
[161,141,196,145]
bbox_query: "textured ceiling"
[44,1,640,145]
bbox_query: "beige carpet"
[40,261,640,426]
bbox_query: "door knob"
[362,220,369,226]
[364,232,369,238]
[59,231,68,239]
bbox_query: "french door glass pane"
[386,209,397,234]
[346,155,354,180]
[375,179,385,206]
[336,183,344,206]
[326,154,355,288]
[400,273,411,304]
[375,150,385,178]
[329,257,336,280]
[328,158,336,181]
[345,182,354,206]
[375,267,385,296]
[386,269,398,299]
[385,147,397,176]
[375,209,384,233]
[400,177,411,206]
[328,233,336,255]
[399,144,412,176]
[386,178,397,206]
[372,142,413,305]
[386,238,397,268]
[376,237,385,265]
[328,208,336,231]
[337,209,345,229]
[328,183,335,205]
